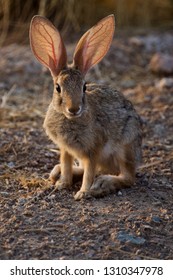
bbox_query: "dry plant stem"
[1,84,16,108]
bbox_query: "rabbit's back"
[87,84,142,142]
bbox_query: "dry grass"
[0,0,173,46]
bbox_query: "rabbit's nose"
[67,106,82,115]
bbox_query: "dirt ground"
[0,30,173,260]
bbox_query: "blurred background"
[0,0,173,46]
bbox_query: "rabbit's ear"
[30,16,67,77]
[73,15,115,75]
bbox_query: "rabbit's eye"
[83,83,87,92]
[56,84,61,93]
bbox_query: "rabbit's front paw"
[74,190,91,200]
[55,179,70,190]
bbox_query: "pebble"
[155,77,173,89]
[153,124,166,137]
[18,198,26,205]
[121,79,136,89]
[117,231,146,245]
[129,34,173,53]
[149,53,173,74]
[0,82,6,89]
[7,162,15,168]
[129,37,144,48]
[117,191,123,196]
[0,191,9,197]
[152,216,162,224]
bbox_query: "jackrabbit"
[30,15,142,200]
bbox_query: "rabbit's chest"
[45,118,92,156]
[59,124,86,147]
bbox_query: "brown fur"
[44,68,142,199]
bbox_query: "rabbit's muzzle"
[63,90,85,119]
[63,96,85,119]
[66,105,83,117]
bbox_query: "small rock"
[121,79,136,89]
[0,191,9,197]
[117,191,123,196]
[130,34,173,53]
[117,231,146,245]
[7,162,15,168]
[153,124,166,137]
[152,216,162,224]
[155,77,173,89]
[18,198,26,205]
[149,53,173,74]
[129,37,144,48]
[0,82,6,90]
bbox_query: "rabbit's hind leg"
[90,144,136,196]
[49,163,84,185]
[49,164,61,183]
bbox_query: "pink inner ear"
[73,15,115,75]
[30,16,67,77]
